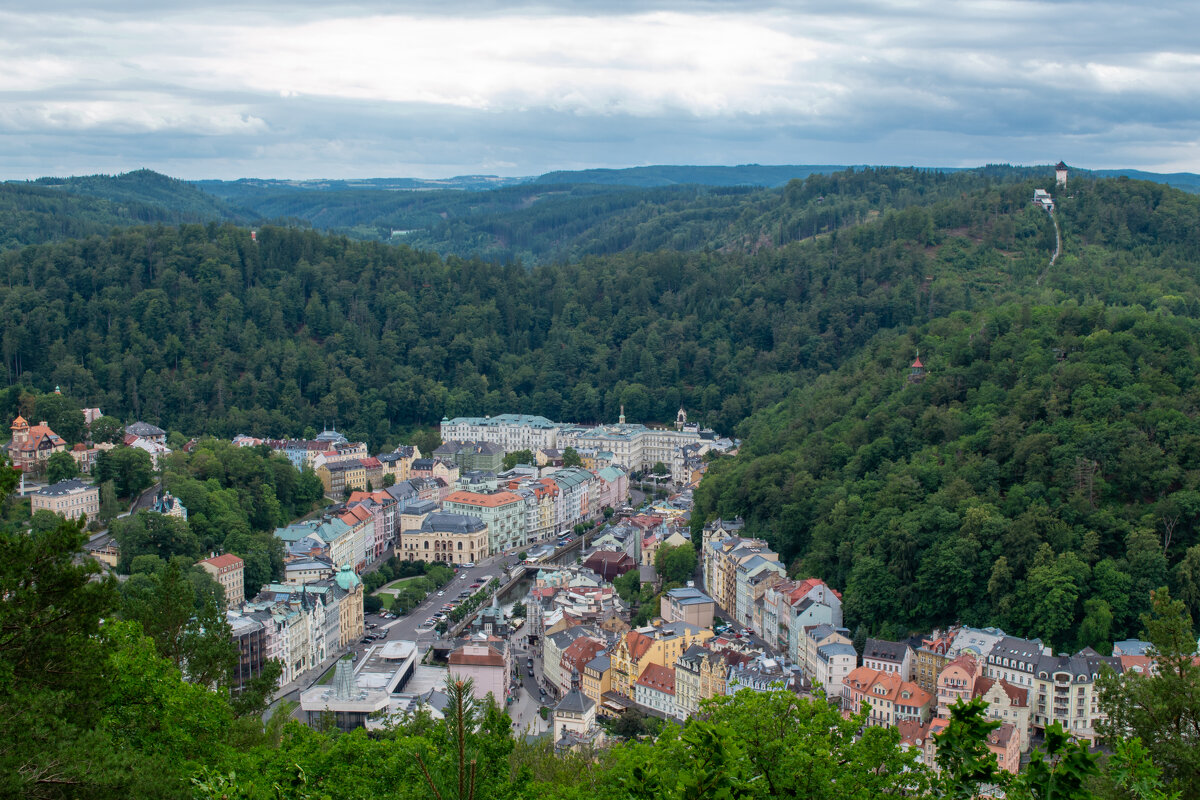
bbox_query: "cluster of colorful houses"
[15,400,1165,774]
[514,509,1162,771]
[7,411,173,517]
[695,517,1158,773]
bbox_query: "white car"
[461,562,475,568]
[437,591,445,596]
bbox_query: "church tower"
[675,407,687,430]
[1055,161,1068,188]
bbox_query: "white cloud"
[0,2,1197,176]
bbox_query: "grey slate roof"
[125,421,165,437]
[36,478,94,496]
[987,636,1045,667]
[421,512,486,533]
[817,642,858,660]
[555,685,595,714]
[863,638,910,663]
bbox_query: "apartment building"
[31,478,99,520]
[198,553,246,608]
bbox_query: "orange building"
[8,416,66,471]
[844,666,934,728]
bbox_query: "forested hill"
[1,168,1080,445]
[695,177,1200,651]
[532,163,848,187]
[0,170,249,249]
[30,169,247,222]
[196,165,1047,264]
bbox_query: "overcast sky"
[2,1,1197,179]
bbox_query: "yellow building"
[197,553,246,609]
[334,564,365,649]
[31,479,99,520]
[609,622,712,698]
[400,512,490,565]
[675,645,735,719]
[703,536,773,615]
[581,653,612,709]
[317,459,368,497]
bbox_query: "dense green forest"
[696,178,1200,648]
[8,164,1196,265]
[109,438,325,590]
[31,170,247,222]
[0,179,233,250]
[0,167,1078,447]
[200,165,1049,262]
[532,163,846,187]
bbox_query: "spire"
[571,667,581,692]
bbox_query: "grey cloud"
[1,1,1197,177]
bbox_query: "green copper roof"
[335,563,361,591]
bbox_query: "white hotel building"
[442,411,707,483]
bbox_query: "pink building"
[936,653,980,718]
[448,640,510,704]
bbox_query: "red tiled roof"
[444,490,523,508]
[449,644,505,667]
[635,663,675,695]
[199,553,244,569]
[896,719,925,747]
[626,631,653,661]
[974,677,1028,707]
[562,638,606,671]
[987,722,1017,749]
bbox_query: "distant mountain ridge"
[3,163,1198,257]
[30,168,247,221]
[532,164,850,187]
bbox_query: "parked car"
[437,591,445,597]
[461,562,475,568]
[470,583,482,589]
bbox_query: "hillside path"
[1036,210,1062,286]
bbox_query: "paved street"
[508,630,550,736]
[268,548,529,712]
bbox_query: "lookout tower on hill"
[1056,161,1068,188]
[908,352,926,384]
